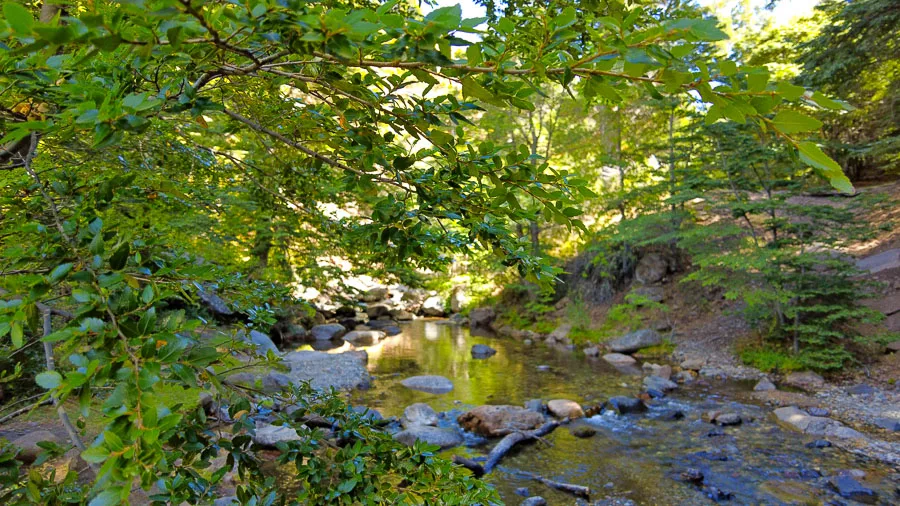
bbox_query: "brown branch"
[452,420,559,476]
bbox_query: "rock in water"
[394,426,463,449]
[365,304,391,319]
[11,431,61,464]
[547,399,584,419]
[343,330,385,345]
[754,378,777,391]
[309,323,347,341]
[524,399,544,413]
[607,329,662,354]
[253,424,301,447]
[603,353,637,366]
[469,307,497,328]
[471,344,497,358]
[457,405,546,437]
[608,396,647,414]
[421,296,446,316]
[402,403,439,427]
[782,371,825,392]
[520,497,547,506]
[571,426,597,438]
[400,375,453,394]
[643,375,678,392]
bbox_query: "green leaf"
[771,110,823,134]
[10,321,23,348]
[552,7,577,30]
[35,371,62,389]
[88,488,122,506]
[3,3,34,34]
[141,284,154,304]
[797,141,853,194]
[49,263,74,282]
[776,82,805,101]
[461,77,502,106]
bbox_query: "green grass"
[739,346,804,373]
[635,339,676,358]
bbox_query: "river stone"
[282,350,370,390]
[309,323,347,341]
[520,497,547,506]
[351,406,384,421]
[262,371,291,393]
[570,426,597,438]
[402,403,439,427]
[783,371,825,392]
[847,383,876,396]
[609,396,647,414]
[400,375,453,394]
[714,413,743,426]
[754,378,777,391]
[887,341,900,352]
[394,426,463,449]
[603,353,637,366]
[366,304,391,319]
[343,330,385,345]
[390,308,414,321]
[421,296,446,316]
[235,330,278,355]
[583,346,600,357]
[471,344,497,358]
[547,399,584,419]
[635,252,669,284]
[607,329,662,354]
[546,323,572,344]
[643,375,677,392]
[524,399,544,413]
[773,406,863,439]
[469,307,497,328]
[11,430,60,465]
[253,424,301,447]
[829,474,878,504]
[457,405,546,437]
[450,286,467,313]
[360,286,388,302]
[680,358,705,371]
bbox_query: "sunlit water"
[337,320,896,505]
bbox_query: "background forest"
[0,0,897,504]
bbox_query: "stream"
[322,320,898,505]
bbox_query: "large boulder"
[457,405,545,437]
[11,430,60,464]
[198,289,235,318]
[547,399,584,419]
[402,403,439,427]
[635,252,669,284]
[783,371,825,392]
[245,330,279,355]
[400,375,453,394]
[773,406,863,439]
[469,307,497,328]
[394,426,463,449]
[607,329,662,354]
[421,296,446,317]
[282,350,370,390]
[309,324,347,341]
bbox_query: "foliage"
[738,345,805,374]
[0,0,877,503]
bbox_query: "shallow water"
[341,320,895,505]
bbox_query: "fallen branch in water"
[516,470,591,498]
[453,420,560,476]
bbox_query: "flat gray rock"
[253,423,301,447]
[394,426,463,449]
[773,406,863,439]
[309,323,347,341]
[282,350,370,390]
[603,353,636,366]
[471,344,497,358]
[400,375,453,394]
[402,403,439,427]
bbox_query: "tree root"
[452,420,559,476]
